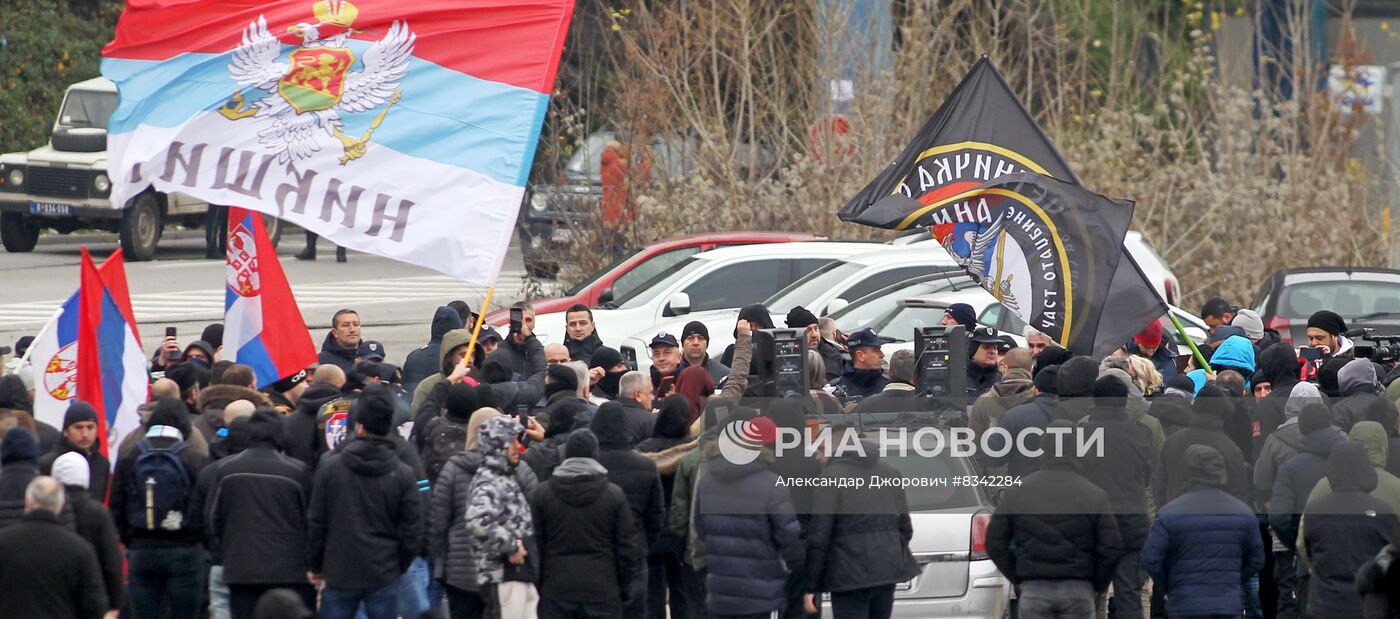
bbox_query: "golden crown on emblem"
[313,0,358,28]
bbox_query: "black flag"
[839,56,1168,357]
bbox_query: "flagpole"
[461,286,495,369]
[1168,312,1211,372]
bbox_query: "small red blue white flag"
[224,207,318,388]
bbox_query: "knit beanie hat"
[0,427,38,465]
[564,428,599,460]
[63,401,99,430]
[51,451,90,489]
[1298,404,1334,436]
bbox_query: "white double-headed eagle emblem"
[939,216,1021,315]
[217,0,415,165]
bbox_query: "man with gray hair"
[817,317,848,382]
[565,361,608,409]
[0,476,109,618]
[1024,327,1053,357]
[616,371,656,446]
[854,350,923,415]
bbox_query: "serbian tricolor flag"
[101,0,575,285]
[29,249,147,460]
[225,207,317,388]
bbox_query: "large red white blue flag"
[225,207,317,388]
[101,0,575,284]
[29,249,146,460]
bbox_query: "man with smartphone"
[493,302,539,380]
[1302,310,1354,361]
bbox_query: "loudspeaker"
[914,325,967,398]
[759,328,808,398]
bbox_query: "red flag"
[224,207,317,387]
[76,248,111,458]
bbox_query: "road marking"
[0,273,532,329]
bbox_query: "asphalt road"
[0,229,544,369]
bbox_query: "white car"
[618,247,968,374]
[528,241,880,349]
[896,228,1184,307]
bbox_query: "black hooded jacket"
[1156,387,1252,506]
[38,436,111,500]
[281,383,343,470]
[805,443,921,593]
[1268,427,1346,552]
[1082,403,1154,550]
[402,306,464,396]
[721,304,775,369]
[529,458,643,605]
[307,435,422,589]
[1147,391,1193,438]
[591,404,665,549]
[62,485,122,612]
[1254,343,1302,457]
[1303,442,1399,619]
[318,331,359,374]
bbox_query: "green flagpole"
[1168,311,1210,372]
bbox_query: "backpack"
[125,439,192,532]
[422,416,469,486]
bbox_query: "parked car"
[618,249,969,374]
[812,426,1011,618]
[519,130,774,276]
[978,299,1209,355]
[1251,267,1400,346]
[528,241,879,349]
[0,77,281,259]
[894,229,1183,306]
[485,231,823,325]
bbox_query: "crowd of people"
[2,295,1400,619]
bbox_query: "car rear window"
[1276,279,1400,320]
[876,439,984,512]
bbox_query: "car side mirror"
[825,298,849,315]
[668,292,691,315]
[598,288,614,304]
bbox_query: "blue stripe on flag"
[238,335,282,389]
[225,286,237,312]
[97,291,127,424]
[56,293,80,346]
[103,48,548,186]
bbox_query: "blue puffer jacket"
[1210,336,1256,375]
[1141,452,1265,618]
[694,451,800,616]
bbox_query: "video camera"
[1356,328,1400,367]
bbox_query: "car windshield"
[831,278,971,334]
[764,260,860,313]
[869,431,982,511]
[59,90,118,130]
[1276,279,1400,320]
[870,305,952,342]
[563,250,638,296]
[609,257,706,309]
[563,133,613,184]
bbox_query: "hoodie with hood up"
[429,439,539,592]
[306,435,422,589]
[1254,382,1326,507]
[1253,343,1304,456]
[1306,421,1400,516]
[530,456,643,606]
[403,306,464,396]
[281,383,343,470]
[463,416,533,586]
[590,403,665,550]
[1269,423,1345,553]
[1156,386,1251,506]
[1333,359,1385,433]
[411,328,479,416]
[1301,441,1398,619]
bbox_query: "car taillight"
[1164,279,1178,306]
[970,510,991,560]
[1267,316,1291,345]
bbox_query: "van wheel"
[264,213,284,247]
[0,213,40,253]
[120,192,163,261]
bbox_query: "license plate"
[29,202,73,216]
[551,228,572,242]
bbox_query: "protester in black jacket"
[189,409,315,619]
[51,451,123,618]
[1052,356,1098,426]
[281,383,342,470]
[522,400,586,483]
[0,427,43,529]
[1082,377,1153,619]
[615,373,658,447]
[1269,405,1344,553]
[1255,343,1304,456]
[1354,525,1400,619]
[987,420,1123,616]
[109,399,211,619]
[37,401,111,500]
[1334,359,1386,433]
[1147,376,1194,438]
[984,365,1061,477]
[0,477,108,619]
[531,429,643,619]
[636,395,696,619]
[402,306,465,396]
[592,402,666,619]
[803,434,921,619]
[306,387,422,619]
[1302,441,1399,619]
[1156,385,1251,506]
